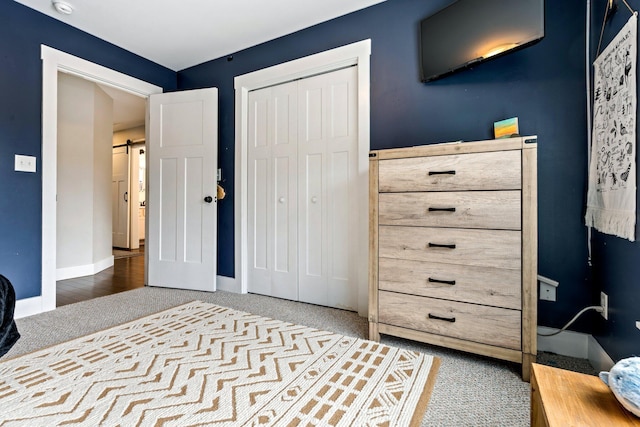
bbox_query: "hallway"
[56,249,144,307]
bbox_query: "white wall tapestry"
[586,13,637,242]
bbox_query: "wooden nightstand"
[531,363,640,426]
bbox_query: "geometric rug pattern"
[0,301,439,426]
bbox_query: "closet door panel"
[301,153,325,280]
[298,78,326,306]
[298,67,358,310]
[270,84,298,300]
[302,87,323,142]
[247,89,272,296]
[325,68,358,311]
[329,80,350,138]
[247,83,298,300]
[327,149,354,309]
[273,156,292,273]
[252,158,269,271]
[330,151,350,280]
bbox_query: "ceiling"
[15,0,385,71]
[96,83,146,132]
[18,0,384,132]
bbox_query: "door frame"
[234,39,371,315]
[17,45,162,318]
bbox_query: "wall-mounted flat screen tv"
[420,0,545,82]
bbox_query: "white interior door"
[247,81,299,300]
[246,67,358,311]
[298,67,358,310]
[112,146,129,249]
[147,88,218,292]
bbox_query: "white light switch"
[15,154,36,173]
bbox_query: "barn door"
[112,146,129,249]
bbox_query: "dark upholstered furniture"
[0,274,20,357]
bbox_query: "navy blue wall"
[0,1,176,299]
[590,0,640,362]
[179,0,594,332]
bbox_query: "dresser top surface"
[370,136,537,160]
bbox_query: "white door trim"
[20,45,162,319]
[234,39,371,315]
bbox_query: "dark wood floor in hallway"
[56,250,145,307]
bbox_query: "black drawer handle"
[428,313,456,323]
[428,243,456,249]
[428,277,456,286]
[428,207,456,212]
[428,170,456,176]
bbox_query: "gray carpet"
[4,287,597,426]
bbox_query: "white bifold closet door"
[247,81,299,300]
[247,66,358,311]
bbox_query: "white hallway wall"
[56,72,114,279]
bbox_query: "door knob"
[279,197,285,203]
[311,196,318,204]
[204,196,213,203]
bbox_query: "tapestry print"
[586,13,637,241]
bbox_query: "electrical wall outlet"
[14,154,36,172]
[538,275,558,302]
[600,292,608,320]
[540,282,556,301]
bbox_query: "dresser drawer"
[378,258,521,309]
[378,190,521,230]
[378,225,521,269]
[378,150,522,192]
[378,291,522,350]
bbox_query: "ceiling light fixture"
[52,0,74,15]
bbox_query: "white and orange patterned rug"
[0,301,439,426]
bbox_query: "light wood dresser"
[368,136,537,380]
[531,363,640,426]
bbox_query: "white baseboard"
[16,273,238,319]
[56,256,114,281]
[537,326,615,371]
[588,335,615,372]
[537,326,590,358]
[216,275,239,293]
[14,296,48,319]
